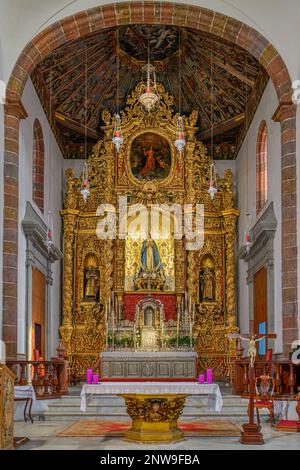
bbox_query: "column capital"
[272,100,296,122]
[4,98,28,120]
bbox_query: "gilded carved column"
[102,239,114,304]
[222,210,239,327]
[174,239,185,301]
[61,210,79,326]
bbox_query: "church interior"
[0,0,300,452]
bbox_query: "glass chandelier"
[139,32,159,112]
[139,63,159,112]
[81,162,90,202]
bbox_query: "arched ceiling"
[31,24,269,159]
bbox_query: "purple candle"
[206,368,213,384]
[86,369,93,384]
[198,374,205,384]
[93,374,99,384]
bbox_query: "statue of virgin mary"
[140,234,162,273]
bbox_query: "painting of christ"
[130,132,171,182]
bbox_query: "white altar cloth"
[14,385,36,401]
[80,382,223,413]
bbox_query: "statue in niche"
[200,268,216,302]
[134,234,166,291]
[199,255,216,302]
[140,234,162,273]
[84,266,100,302]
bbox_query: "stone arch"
[256,120,268,215]
[32,119,45,213]
[2,2,297,356]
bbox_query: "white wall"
[63,159,85,180]
[18,79,64,357]
[236,80,283,351]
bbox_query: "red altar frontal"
[123,293,176,322]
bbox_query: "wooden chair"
[254,374,275,425]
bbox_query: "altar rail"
[233,358,300,396]
[6,359,69,399]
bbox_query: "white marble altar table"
[80,381,222,413]
[80,381,223,442]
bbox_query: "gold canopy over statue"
[60,81,239,380]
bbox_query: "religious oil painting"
[130,132,172,182]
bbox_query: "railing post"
[20,362,27,385]
[288,364,296,395]
[43,363,50,396]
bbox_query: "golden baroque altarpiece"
[60,82,239,380]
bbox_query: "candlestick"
[112,307,115,351]
[106,321,108,350]
[189,318,193,351]
[176,304,180,350]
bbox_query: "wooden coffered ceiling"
[31,24,269,159]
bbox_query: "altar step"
[34,389,265,422]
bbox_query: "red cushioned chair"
[254,374,275,425]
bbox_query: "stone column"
[2,99,27,358]
[46,260,53,359]
[273,102,298,357]
[222,210,239,327]
[25,240,35,362]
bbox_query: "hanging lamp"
[208,163,218,200]
[174,30,186,152]
[45,210,54,251]
[139,30,159,112]
[112,113,123,152]
[112,31,123,152]
[45,64,54,251]
[81,50,90,202]
[81,162,90,202]
[244,57,252,256]
[208,41,217,200]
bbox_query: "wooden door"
[253,267,268,354]
[32,268,46,360]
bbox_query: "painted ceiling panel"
[31,25,268,159]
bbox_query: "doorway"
[31,268,46,360]
[253,266,268,355]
